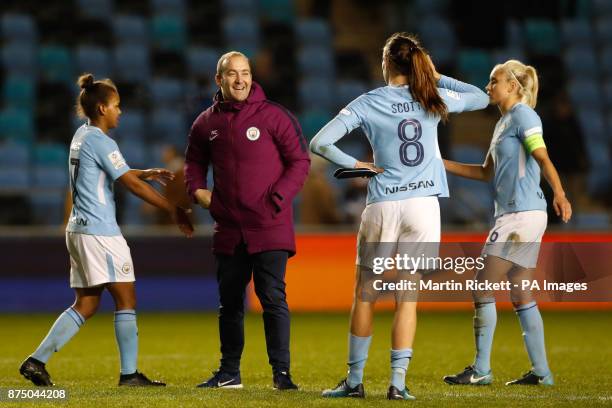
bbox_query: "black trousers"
[216,242,290,375]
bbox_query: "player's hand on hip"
[354,160,384,174]
[141,168,175,186]
[553,194,572,223]
[173,206,194,237]
[194,188,212,209]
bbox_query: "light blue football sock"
[346,334,372,388]
[473,302,496,374]
[31,307,85,363]
[390,348,412,390]
[516,302,550,377]
[114,309,138,375]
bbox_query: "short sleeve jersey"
[66,124,130,235]
[487,103,547,217]
[335,81,478,204]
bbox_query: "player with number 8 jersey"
[310,33,489,400]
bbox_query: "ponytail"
[496,60,539,108]
[384,32,448,122]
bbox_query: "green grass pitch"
[1,311,611,407]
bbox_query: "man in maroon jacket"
[184,51,310,390]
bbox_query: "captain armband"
[522,127,546,154]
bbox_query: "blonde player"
[443,60,571,386]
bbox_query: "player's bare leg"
[72,286,104,319]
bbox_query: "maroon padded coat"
[184,82,310,255]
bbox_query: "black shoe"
[19,357,53,387]
[506,371,554,386]
[119,371,166,386]
[443,365,493,385]
[273,371,298,390]
[387,385,417,400]
[321,378,365,398]
[196,370,243,389]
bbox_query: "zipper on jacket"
[228,113,245,242]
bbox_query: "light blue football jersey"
[487,103,547,217]
[312,75,489,205]
[66,124,130,236]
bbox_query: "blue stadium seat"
[2,76,35,109]
[76,45,112,78]
[113,110,145,142]
[1,14,36,43]
[458,49,491,88]
[151,14,187,52]
[151,0,186,15]
[32,165,67,189]
[418,17,456,65]
[223,15,259,51]
[576,109,609,194]
[260,0,294,23]
[524,19,560,55]
[335,80,368,108]
[1,43,36,76]
[150,78,185,107]
[505,20,524,49]
[0,167,30,189]
[222,0,258,16]
[113,15,148,45]
[118,140,147,168]
[123,192,147,225]
[113,44,150,82]
[448,145,493,223]
[568,79,601,110]
[150,108,186,144]
[0,108,34,144]
[574,212,610,229]
[491,48,526,66]
[563,47,598,78]
[299,109,332,140]
[414,0,449,16]
[560,19,593,46]
[298,77,334,111]
[600,46,612,77]
[295,19,331,47]
[297,46,335,78]
[77,0,114,20]
[186,46,219,78]
[0,142,29,167]
[33,143,68,166]
[39,45,73,84]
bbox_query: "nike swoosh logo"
[218,380,234,387]
[470,374,487,383]
[210,135,218,141]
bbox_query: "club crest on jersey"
[246,127,260,141]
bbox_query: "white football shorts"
[482,210,547,269]
[66,232,135,288]
[356,196,441,267]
